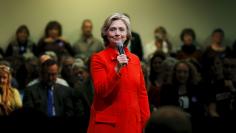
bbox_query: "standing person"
[87,13,150,133]
[0,65,22,116]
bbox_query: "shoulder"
[56,84,71,89]
[10,88,22,100]
[90,51,107,68]
[91,49,108,60]
[56,78,69,87]
[26,82,41,92]
[10,88,20,95]
[27,79,39,87]
[54,84,73,95]
[93,37,103,43]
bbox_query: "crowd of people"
[0,13,236,132]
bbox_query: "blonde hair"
[0,65,14,115]
[101,13,132,47]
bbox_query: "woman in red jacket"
[87,13,150,133]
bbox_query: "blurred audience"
[5,25,36,59]
[36,21,74,61]
[144,26,172,61]
[73,19,103,62]
[176,28,202,62]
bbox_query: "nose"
[114,29,121,36]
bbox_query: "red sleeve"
[90,54,122,99]
[138,65,150,128]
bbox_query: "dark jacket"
[23,83,74,117]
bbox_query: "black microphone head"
[116,41,125,55]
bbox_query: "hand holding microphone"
[115,41,128,72]
[117,54,128,66]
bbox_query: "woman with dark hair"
[87,13,150,133]
[176,28,202,62]
[5,25,36,58]
[160,61,205,118]
[202,28,230,62]
[36,21,74,60]
[148,51,166,111]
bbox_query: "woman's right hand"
[115,54,128,73]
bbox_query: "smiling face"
[106,20,128,48]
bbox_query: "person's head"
[61,56,75,79]
[40,59,58,86]
[145,106,192,133]
[101,13,131,47]
[72,58,88,82]
[172,61,199,85]
[211,28,224,45]
[45,21,62,39]
[202,56,224,80]
[44,51,58,63]
[154,26,167,40]
[39,54,51,64]
[39,51,58,65]
[0,65,11,89]
[81,19,93,38]
[180,28,196,45]
[16,25,30,43]
[149,51,166,85]
[161,57,178,83]
[150,51,166,74]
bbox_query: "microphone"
[116,41,127,66]
[117,41,125,55]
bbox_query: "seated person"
[36,21,74,61]
[5,25,36,58]
[0,65,22,116]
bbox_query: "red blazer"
[87,47,150,133]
